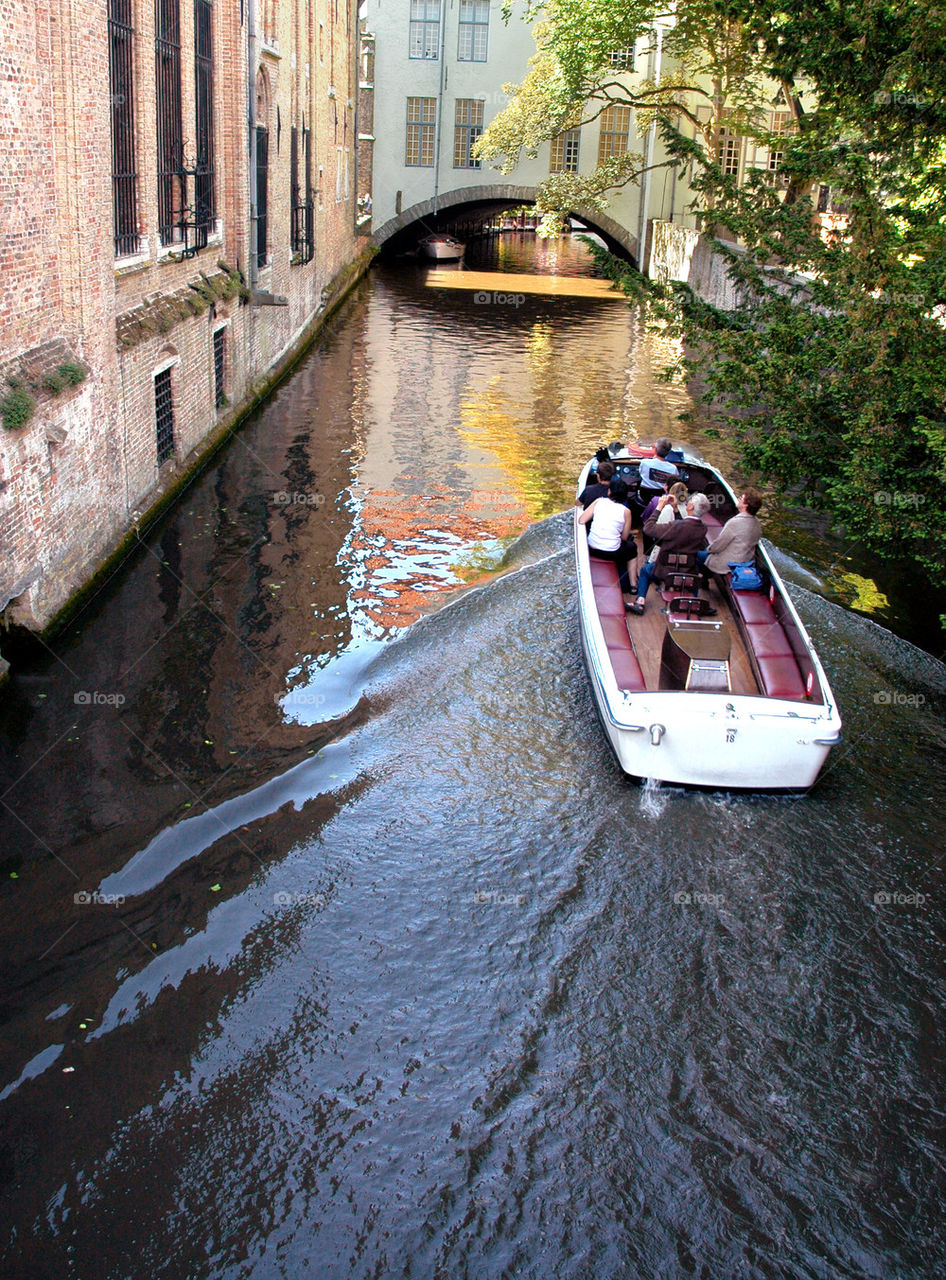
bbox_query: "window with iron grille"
[155,368,175,464]
[291,126,300,249]
[292,125,314,259]
[550,129,580,173]
[109,0,139,256]
[256,125,269,266]
[213,328,226,407]
[453,99,483,168]
[192,0,215,248]
[409,0,440,59]
[406,97,436,166]
[156,0,184,246]
[457,0,488,61]
[597,105,630,162]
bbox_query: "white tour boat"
[418,233,466,262]
[575,447,842,790]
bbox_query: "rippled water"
[1,237,945,1279]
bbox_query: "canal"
[1,235,945,1278]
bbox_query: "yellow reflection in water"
[838,572,890,613]
[426,269,624,301]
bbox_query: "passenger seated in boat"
[579,477,636,594]
[578,460,614,508]
[641,480,688,552]
[637,437,680,499]
[627,492,710,615]
[697,488,763,575]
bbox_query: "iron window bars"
[109,0,139,256]
[290,122,315,263]
[156,0,216,256]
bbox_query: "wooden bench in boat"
[587,558,647,692]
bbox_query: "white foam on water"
[639,776,668,819]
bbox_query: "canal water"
[1,236,945,1279]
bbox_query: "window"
[155,368,175,464]
[454,99,483,168]
[256,125,269,265]
[550,129,580,173]
[716,128,743,178]
[108,0,139,256]
[768,109,790,171]
[406,97,436,166]
[155,0,184,246]
[609,48,634,69]
[193,0,215,247]
[291,124,314,261]
[458,0,488,61]
[713,127,743,178]
[409,0,439,59]
[597,104,630,162]
[213,329,226,407]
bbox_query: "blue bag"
[729,560,763,591]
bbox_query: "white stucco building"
[359,1,695,266]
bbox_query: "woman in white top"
[578,477,635,593]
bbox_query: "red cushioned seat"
[609,647,646,692]
[756,655,806,700]
[745,621,793,658]
[589,558,621,587]
[599,615,633,649]
[595,585,628,617]
[731,592,777,625]
[703,515,723,541]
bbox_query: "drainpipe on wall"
[637,24,663,274]
[432,0,447,221]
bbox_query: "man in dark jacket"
[577,460,614,508]
[626,492,710,614]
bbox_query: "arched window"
[255,69,270,267]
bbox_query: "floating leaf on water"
[210,883,221,892]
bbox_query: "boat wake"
[639,776,668,819]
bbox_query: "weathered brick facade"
[0,0,370,640]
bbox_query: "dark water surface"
[2,238,945,1279]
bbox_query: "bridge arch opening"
[372,185,638,267]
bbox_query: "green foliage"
[58,361,87,386]
[1,386,36,431]
[41,370,68,394]
[489,0,946,595]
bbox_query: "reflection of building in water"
[337,264,690,629]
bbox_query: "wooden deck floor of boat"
[622,539,762,697]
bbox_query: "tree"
[477,1,767,231]
[478,0,946,601]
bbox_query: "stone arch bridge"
[372,183,639,265]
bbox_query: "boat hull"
[419,236,465,261]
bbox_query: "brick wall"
[1,0,363,636]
